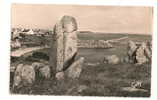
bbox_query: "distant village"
[11,28,116,50]
[11,28,52,38]
[11,28,52,49]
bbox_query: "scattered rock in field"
[103,55,120,64]
[135,42,149,65]
[65,57,84,79]
[32,62,44,69]
[145,41,152,61]
[55,72,65,80]
[77,85,88,93]
[32,62,51,79]
[38,65,51,79]
[127,40,137,63]
[123,56,130,63]
[65,86,77,95]
[21,65,35,86]
[13,64,35,88]
[13,64,23,87]
[126,41,152,65]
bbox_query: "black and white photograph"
[10,3,153,97]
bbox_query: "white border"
[0,0,157,100]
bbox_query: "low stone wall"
[78,40,113,48]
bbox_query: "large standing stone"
[62,16,78,71]
[49,15,78,75]
[49,21,64,73]
[63,31,78,70]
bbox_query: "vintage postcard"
[10,4,152,97]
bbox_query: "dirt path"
[11,46,48,57]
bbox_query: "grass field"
[10,33,152,97]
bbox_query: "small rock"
[55,72,65,80]
[103,55,120,64]
[123,56,130,63]
[77,85,88,93]
[39,65,51,79]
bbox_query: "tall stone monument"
[49,15,79,77]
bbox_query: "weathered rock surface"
[126,41,152,65]
[13,64,23,87]
[55,71,65,80]
[13,64,35,87]
[32,62,51,79]
[63,31,78,70]
[52,21,64,72]
[127,40,137,63]
[77,85,88,93]
[65,57,84,79]
[32,62,44,69]
[145,41,152,61]
[61,15,77,33]
[135,42,149,65]
[38,65,51,79]
[49,15,78,75]
[103,55,120,64]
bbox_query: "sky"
[11,4,153,34]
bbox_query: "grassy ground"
[10,33,152,97]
